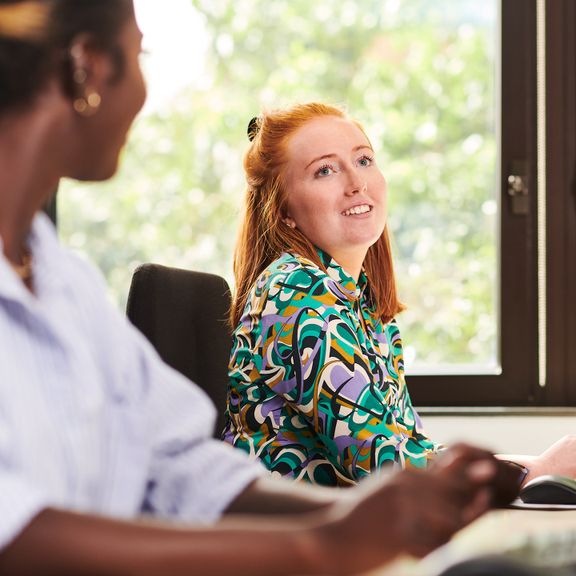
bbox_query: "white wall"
[422,415,575,455]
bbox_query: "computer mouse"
[519,474,576,505]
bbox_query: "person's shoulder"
[260,252,326,291]
[33,212,107,290]
[379,316,403,344]
[382,316,400,332]
[59,243,109,295]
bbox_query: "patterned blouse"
[222,250,439,486]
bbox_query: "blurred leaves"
[59,0,498,370]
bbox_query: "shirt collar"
[315,247,368,300]
[0,212,67,305]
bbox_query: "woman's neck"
[323,248,366,282]
[0,100,62,264]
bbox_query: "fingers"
[329,463,496,576]
[431,444,498,499]
[432,444,523,508]
[466,459,497,483]
[433,443,496,477]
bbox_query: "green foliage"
[59,0,498,370]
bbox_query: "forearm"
[0,507,327,576]
[225,477,343,516]
[0,448,509,576]
[502,436,576,483]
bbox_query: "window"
[57,0,576,406]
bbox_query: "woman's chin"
[343,231,383,250]
[70,159,120,183]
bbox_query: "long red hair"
[230,102,404,327]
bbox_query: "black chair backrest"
[126,263,232,437]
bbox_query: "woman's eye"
[358,155,374,167]
[315,164,335,178]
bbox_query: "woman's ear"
[68,34,112,116]
[283,216,296,229]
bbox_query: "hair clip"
[247,116,261,142]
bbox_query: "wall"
[422,414,575,455]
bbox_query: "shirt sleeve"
[258,270,439,481]
[133,331,265,524]
[0,472,48,551]
[63,251,265,525]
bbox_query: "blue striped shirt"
[0,213,263,550]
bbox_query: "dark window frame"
[411,0,576,408]
[545,0,576,406]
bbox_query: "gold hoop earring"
[73,67,87,84]
[73,88,101,117]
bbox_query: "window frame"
[544,0,576,406]
[411,0,576,408]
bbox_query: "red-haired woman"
[224,102,576,488]
[224,102,438,486]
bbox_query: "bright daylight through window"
[59,0,499,376]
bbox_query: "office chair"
[126,263,232,437]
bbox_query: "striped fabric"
[0,213,262,551]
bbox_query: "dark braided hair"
[0,0,133,114]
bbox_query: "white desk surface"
[369,509,576,576]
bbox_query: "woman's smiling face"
[283,115,387,278]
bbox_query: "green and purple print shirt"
[223,250,439,486]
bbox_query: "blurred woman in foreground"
[0,1,513,574]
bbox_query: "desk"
[370,509,576,576]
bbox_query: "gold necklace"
[10,248,32,281]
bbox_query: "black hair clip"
[247,116,261,142]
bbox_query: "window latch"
[507,162,529,215]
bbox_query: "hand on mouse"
[318,449,490,575]
[526,435,576,482]
[431,444,522,513]
[313,444,521,576]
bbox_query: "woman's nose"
[345,173,367,196]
